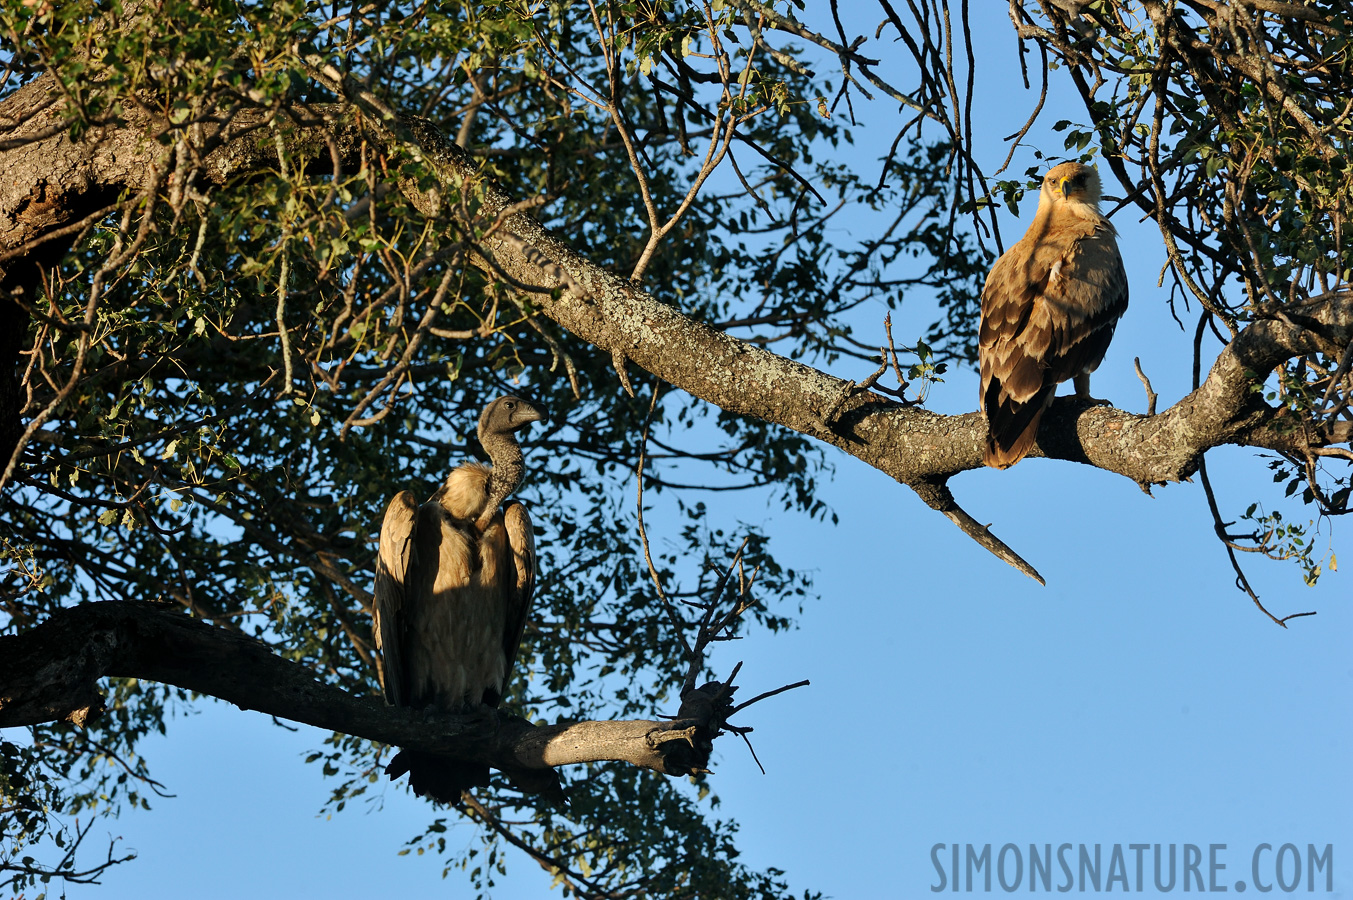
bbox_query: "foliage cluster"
[1,1,984,895]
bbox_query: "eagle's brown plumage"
[372,395,541,802]
[979,162,1129,468]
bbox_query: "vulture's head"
[1043,162,1102,206]
[478,395,544,444]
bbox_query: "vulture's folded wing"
[373,490,418,707]
[499,500,537,695]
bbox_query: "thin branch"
[1198,456,1315,627]
[1134,357,1159,416]
[910,478,1046,585]
[634,382,693,658]
[730,678,810,715]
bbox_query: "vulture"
[372,395,542,802]
[979,161,1129,468]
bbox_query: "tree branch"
[2,74,1349,580]
[0,601,726,778]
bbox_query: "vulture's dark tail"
[386,750,488,804]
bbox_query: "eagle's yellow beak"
[1058,176,1071,197]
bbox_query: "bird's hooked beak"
[479,395,547,443]
[1057,171,1093,200]
[513,400,545,429]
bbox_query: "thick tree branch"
[0,601,724,778]
[1,75,1349,579]
[393,126,1350,565]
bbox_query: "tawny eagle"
[978,161,1128,468]
[372,395,542,802]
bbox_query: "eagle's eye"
[505,401,516,410]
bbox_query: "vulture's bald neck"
[478,429,525,530]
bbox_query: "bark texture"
[0,601,724,777]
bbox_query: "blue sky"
[59,7,1351,899]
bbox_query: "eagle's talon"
[1072,373,1113,407]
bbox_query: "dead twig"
[1134,357,1159,416]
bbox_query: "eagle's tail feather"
[984,411,1043,469]
[387,749,488,804]
[983,384,1056,469]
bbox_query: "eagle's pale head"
[1043,161,1102,207]
[478,395,544,443]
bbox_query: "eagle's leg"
[1073,373,1114,407]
